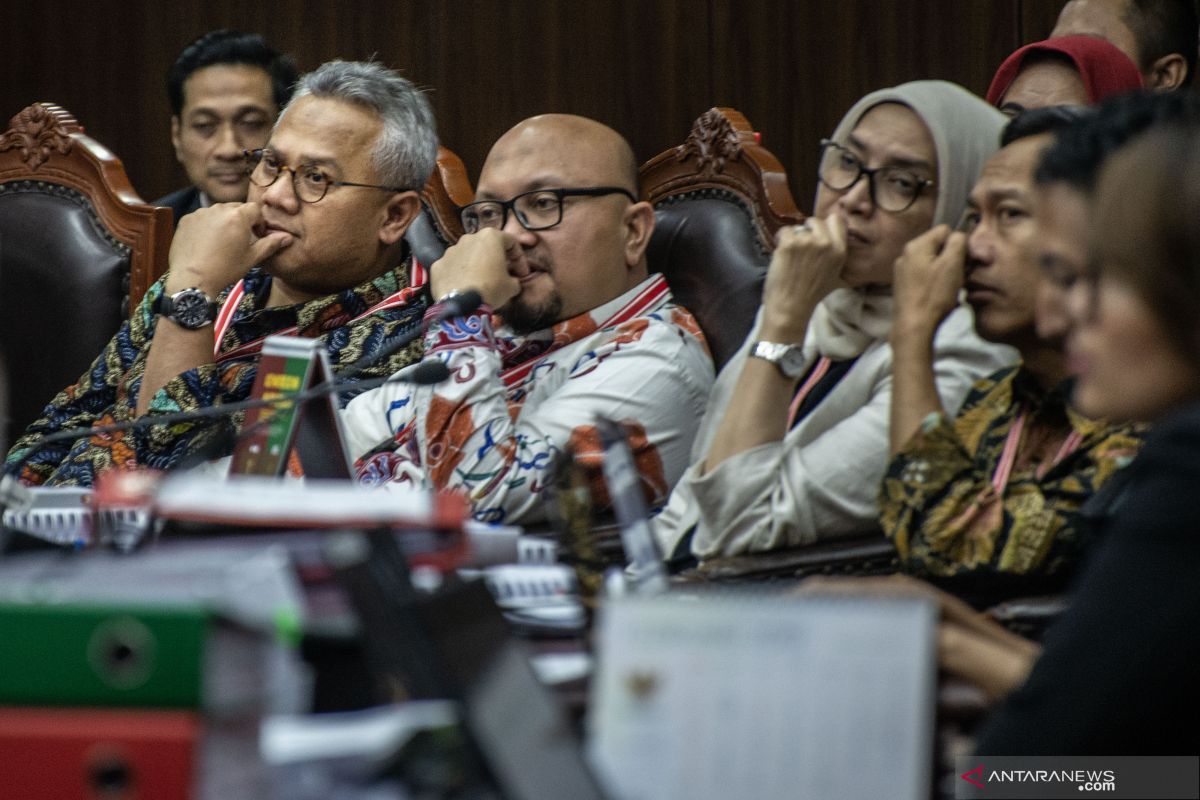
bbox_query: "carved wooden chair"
[0,102,172,447]
[641,107,806,370]
[403,145,472,270]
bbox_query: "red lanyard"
[785,355,831,428]
[991,410,1084,497]
[211,259,427,363]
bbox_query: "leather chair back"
[642,108,806,370]
[405,145,471,269]
[0,103,170,447]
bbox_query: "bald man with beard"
[343,115,715,526]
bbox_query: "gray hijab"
[807,80,1006,360]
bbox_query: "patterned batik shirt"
[6,259,428,487]
[343,274,715,526]
[880,365,1142,581]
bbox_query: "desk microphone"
[6,361,448,477]
[337,289,482,382]
[3,287,485,483]
[434,289,484,321]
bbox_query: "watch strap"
[157,287,217,329]
[750,339,806,379]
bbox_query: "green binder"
[0,602,208,709]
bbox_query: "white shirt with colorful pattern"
[342,274,715,526]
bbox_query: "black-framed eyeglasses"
[817,139,935,213]
[460,186,637,233]
[243,148,409,204]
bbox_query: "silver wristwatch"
[156,287,218,330]
[750,340,807,379]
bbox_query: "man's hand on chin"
[429,228,522,309]
[166,201,293,295]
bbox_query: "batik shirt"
[343,274,715,526]
[6,259,427,487]
[880,365,1142,580]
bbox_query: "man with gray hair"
[6,60,437,486]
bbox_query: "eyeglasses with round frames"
[817,139,935,213]
[460,186,637,233]
[243,148,409,204]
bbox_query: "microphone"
[172,359,450,472]
[435,289,483,319]
[6,338,450,480]
[335,289,481,382]
[5,287,481,482]
[396,359,450,386]
[20,361,448,454]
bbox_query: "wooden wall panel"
[1020,0,1072,45]
[706,0,1061,206]
[0,0,1068,213]
[408,0,717,186]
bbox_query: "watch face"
[171,291,214,329]
[779,346,807,379]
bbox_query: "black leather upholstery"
[648,194,768,371]
[404,205,453,270]
[0,184,129,448]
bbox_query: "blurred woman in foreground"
[971,121,1200,755]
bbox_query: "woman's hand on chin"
[760,214,849,343]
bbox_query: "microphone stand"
[4,290,482,483]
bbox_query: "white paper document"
[587,592,937,800]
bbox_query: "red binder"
[0,707,199,799]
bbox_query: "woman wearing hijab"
[987,35,1144,116]
[654,81,1015,561]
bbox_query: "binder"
[0,602,207,709]
[0,544,311,719]
[0,706,198,800]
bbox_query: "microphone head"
[436,289,483,320]
[407,359,451,385]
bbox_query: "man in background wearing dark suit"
[154,30,299,224]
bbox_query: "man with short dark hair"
[155,30,299,223]
[1052,0,1198,91]
[880,108,1140,601]
[343,114,715,525]
[6,61,437,486]
[1033,90,1200,346]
